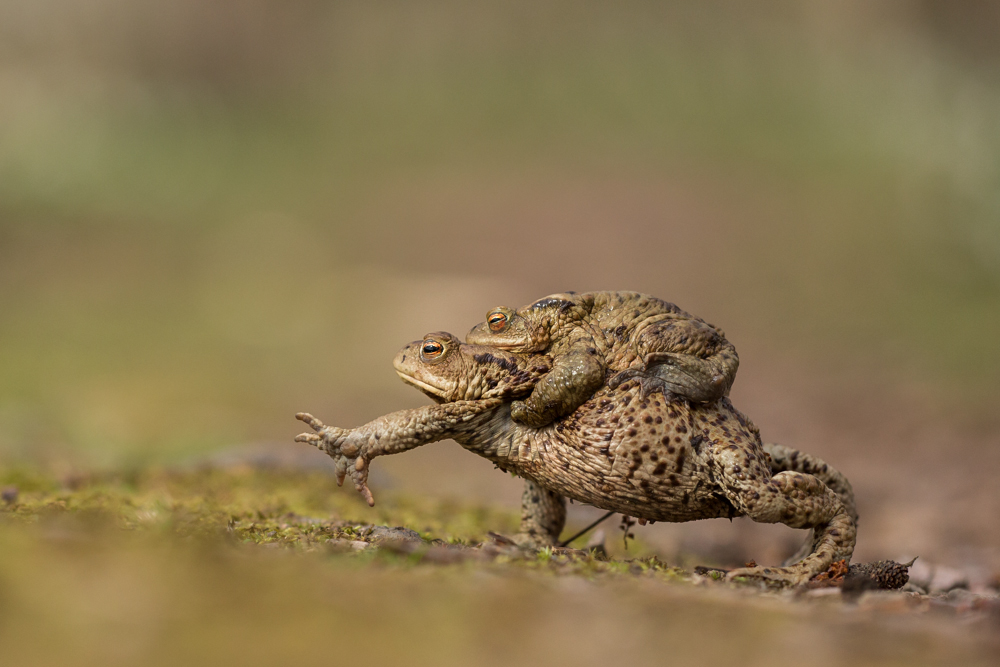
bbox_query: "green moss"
[0,464,692,585]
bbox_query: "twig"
[557,510,616,548]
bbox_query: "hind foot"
[725,563,816,587]
[607,370,679,401]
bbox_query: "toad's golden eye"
[488,311,508,332]
[422,340,444,358]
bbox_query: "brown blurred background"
[1,1,998,571]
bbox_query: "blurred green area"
[1,0,998,467]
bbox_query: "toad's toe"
[726,564,814,587]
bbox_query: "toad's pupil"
[423,343,441,355]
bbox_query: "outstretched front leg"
[295,413,377,506]
[295,399,501,506]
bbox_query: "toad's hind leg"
[619,318,740,404]
[609,350,733,404]
[764,443,857,522]
[715,450,856,586]
[606,368,678,401]
[764,443,857,566]
[512,479,567,548]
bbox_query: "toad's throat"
[396,371,449,399]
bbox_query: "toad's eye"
[488,312,508,332]
[422,340,444,358]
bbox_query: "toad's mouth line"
[395,371,447,398]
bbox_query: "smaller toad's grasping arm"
[510,335,605,428]
[296,399,501,506]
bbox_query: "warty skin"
[466,291,740,428]
[296,333,855,586]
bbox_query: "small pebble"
[422,546,470,565]
[804,588,841,598]
[907,559,934,589]
[930,566,969,593]
[1,486,17,504]
[368,525,423,544]
[855,591,920,614]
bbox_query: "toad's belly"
[458,391,765,522]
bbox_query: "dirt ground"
[1,467,998,667]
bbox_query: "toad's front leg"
[512,480,566,548]
[295,399,501,506]
[296,413,387,506]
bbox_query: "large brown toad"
[295,333,856,586]
[466,291,739,428]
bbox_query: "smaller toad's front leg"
[295,399,501,506]
[511,349,605,427]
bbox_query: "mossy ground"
[0,465,681,577]
[1,465,997,667]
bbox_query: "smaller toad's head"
[466,293,589,351]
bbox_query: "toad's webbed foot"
[725,563,819,587]
[641,352,730,403]
[510,532,552,549]
[510,399,556,429]
[295,412,375,506]
[725,506,855,587]
[633,317,739,402]
[607,369,679,402]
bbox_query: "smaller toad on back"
[467,291,739,428]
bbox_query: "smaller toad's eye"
[488,311,508,332]
[422,340,444,358]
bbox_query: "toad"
[295,332,856,586]
[466,291,739,427]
